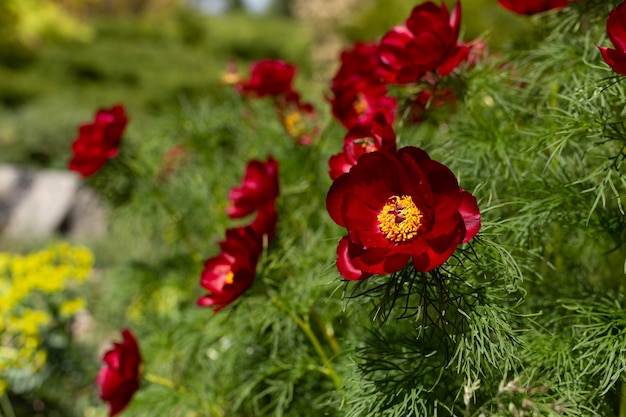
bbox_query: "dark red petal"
[600,46,626,76]
[350,245,410,275]
[437,43,469,76]
[608,3,626,53]
[326,174,353,227]
[342,193,388,247]
[336,237,373,280]
[458,190,481,243]
[328,153,353,180]
[449,1,461,39]
[412,220,463,272]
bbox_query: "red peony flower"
[332,42,385,87]
[226,156,280,219]
[599,1,626,76]
[330,78,397,129]
[68,105,128,177]
[326,146,480,280]
[328,113,397,180]
[236,59,296,98]
[378,1,467,84]
[276,91,319,145]
[497,0,569,15]
[96,329,142,417]
[330,42,397,128]
[197,226,263,311]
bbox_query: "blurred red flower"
[330,42,397,128]
[328,113,397,180]
[68,104,128,177]
[236,59,296,98]
[331,78,397,129]
[326,146,480,280]
[96,329,141,417]
[250,205,278,242]
[276,91,319,145]
[226,156,279,220]
[378,1,468,84]
[197,226,263,311]
[497,0,569,15]
[332,42,384,86]
[599,1,626,76]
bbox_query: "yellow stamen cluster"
[377,195,423,243]
[284,111,306,138]
[353,93,368,115]
[353,137,377,152]
[225,270,235,285]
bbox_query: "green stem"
[144,373,221,417]
[310,307,340,355]
[619,378,626,417]
[0,392,15,417]
[270,297,342,389]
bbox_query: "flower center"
[352,137,377,153]
[377,195,423,243]
[225,270,235,285]
[283,111,305,137]
[353,93,369,115]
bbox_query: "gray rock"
[64,186,108,240]
[0,164,108,240]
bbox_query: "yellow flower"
[0,241,95,394]
[60,298,86,318]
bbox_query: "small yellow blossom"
[60,298,86,318]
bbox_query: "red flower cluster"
[198,156,279,311]
[96,329,142,417]
[68,105,128,177]
[236,59,296,98]
[599,1,626,76]
[328,113,397,180]
[330,42,397,129]
[326,147,480,280]
[329,3,484,131]
[235,59,318,145]
[497,0,569,15]
[378,2,469,84]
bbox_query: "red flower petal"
[336,237,373,280]
[497,0,568,15]
[459,190,481,243]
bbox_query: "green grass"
[0,10,313,169]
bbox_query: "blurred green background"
[0,0,528,170]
